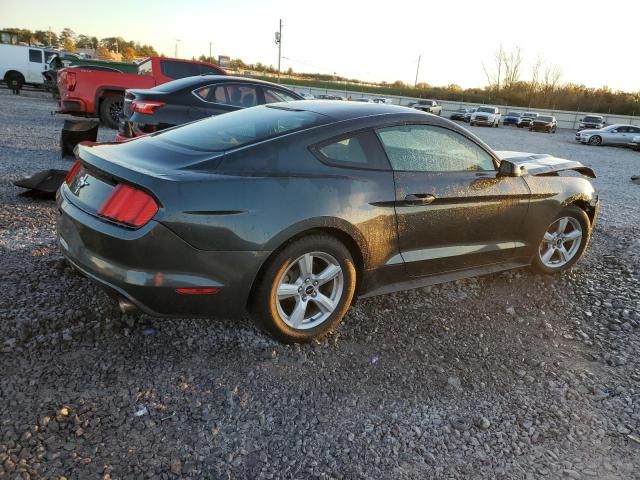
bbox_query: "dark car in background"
[502,111,522,126]
[463,107,477,122]
[517,112,539,128]
[58,101,598,343]
[450,107,469,121]
[578,115,605,131]
[530,115,558,133]
[117,76,302,141]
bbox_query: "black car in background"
[117,76,302,141]
[517,112,539,128]
[578,115,605,131]
[463,108,477,122]
[502,111,522,126]
[59,101,598,343]
[530,115,558,133]
[450,107,469,121]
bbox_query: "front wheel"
[588,135,602,146]
[5,72,24,91]
[253,234,357,343]
[532,206,591,274]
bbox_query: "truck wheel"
[5,72,24,92]
[99,95,124,129]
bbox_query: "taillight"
[131,100,165,115]
[65,161,82,185]
[65,71,76,92]
[98,184,158,228]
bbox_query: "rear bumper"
[58,97,88,115]
[56,188,269,318]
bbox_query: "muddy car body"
[57,101,598,342]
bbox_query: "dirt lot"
[1,88,639,479]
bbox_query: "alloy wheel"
[110,101,123,123]
[275,252,344,330]
[538,217,583,268]
[588,135,602,146]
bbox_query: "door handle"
[404,193,436,205]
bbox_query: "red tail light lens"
[98,184,158,228]
[65,161,82,185]
[131,100,165,115]
[65,71,77,91]
[176,287,219,295]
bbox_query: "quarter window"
[315,130,389,169]
[29,49,42,63]
[376,124,495,172]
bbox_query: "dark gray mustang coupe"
[57,101,599,343]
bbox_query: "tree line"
[2,27,158,60]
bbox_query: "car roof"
[157,75,300,91]
[272,100,421,121]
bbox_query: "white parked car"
[353,97,374,103]
[297,91,314,100]
[630,135,640,150]
[372,97,391,104]
[575,124,640,146]
[470,106,501,127]
[0,44,57,91]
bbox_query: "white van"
[0,44,57,90]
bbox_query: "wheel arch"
[246,223,366,312]
[95,86,125,113]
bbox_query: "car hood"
[496,151,595,178]
[578,128,603,135]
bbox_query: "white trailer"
[0,44,57,90]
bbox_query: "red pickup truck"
[57,56,226,128]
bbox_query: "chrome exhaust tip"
[118,297,138,314]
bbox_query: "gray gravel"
[1,88,639,479]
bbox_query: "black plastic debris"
[632,175,640,185]
[60,119,99,158]
[13,169,68,195]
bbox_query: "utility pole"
[48,27,51,47]
[275,19,282,82]
[174,39,180,58]
[209,41,212,63]
[414,54,422,88]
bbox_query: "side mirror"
[498,159,527,177]
[579,118,584,122]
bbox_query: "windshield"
[584,116,603,123]
[156,105,329,151]
[538,116,553,122]
[477,107,495,113]
[523,112,538,118]
[506,112,521,117]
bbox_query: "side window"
[29,49,42,63]
[161,60,200,79]
[138,60,153,75]
[199,65,221,75]
[376,124,495,172]
[210,84,258,107]
[263,88,299,103]
[314,130,389,170]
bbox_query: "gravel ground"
[1,88,639,479]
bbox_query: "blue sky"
[1,0,637,91]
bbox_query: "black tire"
[99,95,124,129]
[252,234,357,343]
[469,121,475,127]
[5,72,24,91]
[588,135,602,146]
[531,205,591,275]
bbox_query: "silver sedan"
[576,124,640,146]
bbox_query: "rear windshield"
[584,116,603,122]
[538,116,553,122]
[506,112,521,116]
[153,76,217,93]
[523,112,538,117]
[477,107,495,113]
[156,105,329,151]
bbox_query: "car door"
[375,123,531,277]
[611,126,632,144]
[26,48,43,83]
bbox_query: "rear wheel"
[469,121,475,126]
[532,206,590,274]
[253,234,357,343]
[99,95,124,129]
[5,72,24,91]
[588,135,602,146]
